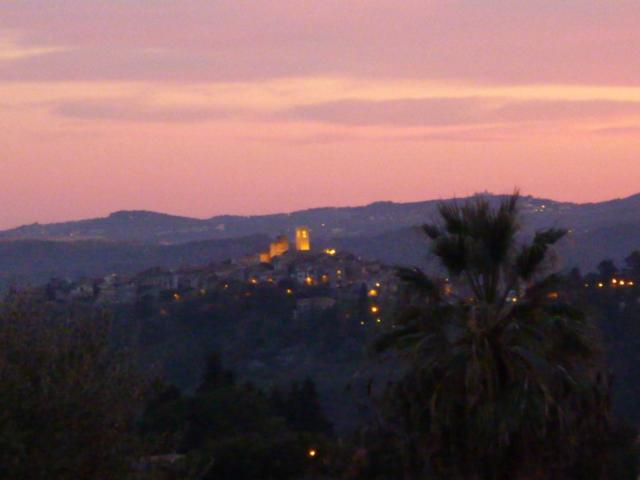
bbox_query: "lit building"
[259,252,271,263]
[295,226,311,251]
[269,235,289,257]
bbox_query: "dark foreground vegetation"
[0,194,638,479]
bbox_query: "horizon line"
[4,190,639,232]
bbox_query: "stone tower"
[295,226,311,251]
[269,235,289,257]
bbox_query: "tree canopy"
[375,193,614,479]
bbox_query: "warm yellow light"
[286,288,293,295]
[370,305,379,313]
[173,293,181,301]
[619,280,626,286]
[260,251,272,263]
[612,278,618,284]
[308,449,317,458]
[547,291,559,300]
[250,278,258,284]
[305,276,313,286]
[295,227,311,251]
[629,281,635,286]
[368,289,378,297]
[597,282,604,288]
[324,248,336,256]
[376,318,382,323]
[375,282,381,288]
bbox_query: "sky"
[2,1,640,229]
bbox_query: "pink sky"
[2,1,640,229]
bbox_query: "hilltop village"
[12,227,399,324]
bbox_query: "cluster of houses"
[9,237,399,323]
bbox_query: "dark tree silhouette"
[624,251,640,275]
[0,301,146,480]
[598,259,618,280]
[197,352,235,394]
[375,193,610,479]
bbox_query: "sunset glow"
[2,1,640,228]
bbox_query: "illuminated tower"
[259,252,271,263]
[269,235,289,257]
[295,226,311,251]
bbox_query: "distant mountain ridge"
[1,193,639,287]
[0,194,578,244]
[2,210,212,244]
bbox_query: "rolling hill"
[0,235,268,288]
[1,193,639,288]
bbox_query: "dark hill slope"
[0,235,268,287]
[2,193,640,277]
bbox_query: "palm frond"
[396,267,440,299]
[422,223,441,239]
[433,236,468,276]
[533,228,567,247]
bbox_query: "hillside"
[0,235,268,288]
[0,194,570,244]
[2,193,640,287]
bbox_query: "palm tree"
[375,193,609,480]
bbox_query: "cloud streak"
[52,98,240,123]
[0,33,66,62]
[590,125,640,137]
[49,95,640,131]
[246,124,531,146]
[281,98,640,127]
[1,1,639,85]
